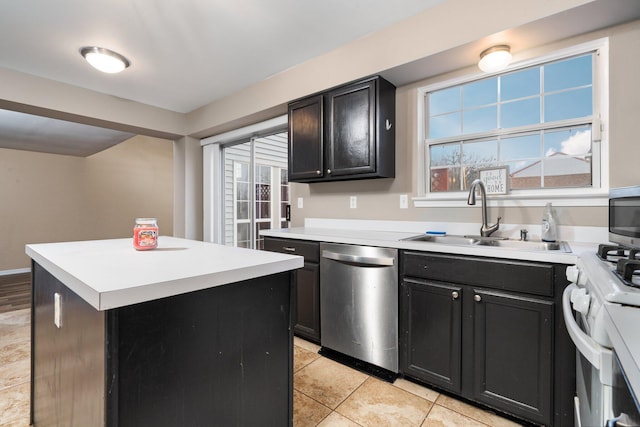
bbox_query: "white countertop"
[261,227,596,264]
[604,304,640,400]
[26,236,303,311]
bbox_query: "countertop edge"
[261,228,593,264]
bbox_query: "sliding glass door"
[222,132,288,249]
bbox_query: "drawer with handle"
[263,237,320,263]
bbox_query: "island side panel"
[108,271,293,427]
[31,261,106,426]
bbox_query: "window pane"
[543,157,592,188]
[237,201,249,220]
[508,160,541,189]
[430,143,460,167]
[544,126,591,157]
[501,134,541,161]
[256,183,270,201]
[236,182,249,200]
[237,223,250,246]
[502,68,539,101]
[545,55,592,92]
[501,98,540,128]
[431,167,461,192]
[463,78,497,108]
[235,162,249,181]
[462,139,497,164]
[544,88,592,122]
[429,87,460,115]
[256,201,270,219]
[463,106,497,134]
[429,112,461,139]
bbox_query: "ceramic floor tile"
[336,377,433,426]
[317,411,363,426]
[0,338,30,366]
[294,345,321,372]
[422,404,488,427]
[435,394,523,427]
[294,336,321,353]
[294,357,368,409]
[0,358,30,391]
[294,389,332,427]
[0,382,30,427]
[393,378,440,403]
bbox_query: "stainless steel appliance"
[565,186,640,426]
[320,243,398,375]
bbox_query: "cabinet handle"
[282,247,296,252]
[327,169,332,174]
[316,170,321,175]
[452,291,459,300]
[474,294,482,302]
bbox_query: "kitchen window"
[416,39,609,207]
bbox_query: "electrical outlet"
[350,196,357,209]
[400,194,408,209]
[297,197,303,209]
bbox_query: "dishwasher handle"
[322,250,395,266]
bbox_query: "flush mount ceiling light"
[80,46,130,74]
[478,45,512,73]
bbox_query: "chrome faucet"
[467,179,501,237]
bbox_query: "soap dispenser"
[541,202,557,242]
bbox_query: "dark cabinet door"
[325,79,376,177]
[471,288,553,426]
[401,278,462,393]
[288,95,323,181]
[293,262,321,343]
[263,237,321,344]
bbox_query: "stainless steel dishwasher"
[320,242,398,376]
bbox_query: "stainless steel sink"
[400,233,571,252]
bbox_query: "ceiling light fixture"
[478,45,512,73]
[80,46,130,74]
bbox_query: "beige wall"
[0,135,173,270]
[288,20,640,230]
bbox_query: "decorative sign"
[479,166,510,195]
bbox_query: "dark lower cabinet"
[401,279,462,393]
[471,288,553,425]
[400,251,574,427]
[264,237,321,343]
[31,262,293,427]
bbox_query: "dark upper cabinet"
[288,76,395,183]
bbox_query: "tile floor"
[0,308,521,426]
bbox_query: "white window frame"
[414,38,609,208]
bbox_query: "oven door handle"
[563,284,604,369]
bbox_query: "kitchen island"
[26,237,303,427]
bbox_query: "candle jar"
[133,218,158,250]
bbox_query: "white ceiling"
[1,0,639,157]
[0,0,443,114]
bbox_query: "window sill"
[413,192,608,208]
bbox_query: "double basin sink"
[401,233,571,253]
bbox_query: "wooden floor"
[0,272,31,314]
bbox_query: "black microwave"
[609,186,640,249]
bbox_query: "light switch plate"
[350,196,357,209]
[297,197,303,209]
[400,194,408,209]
